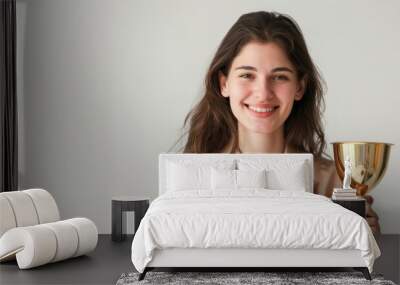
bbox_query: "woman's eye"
[272,75,289,81]
[239,73,254,79]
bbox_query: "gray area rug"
[116,271,397,285]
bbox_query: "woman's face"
[219,41,305,135]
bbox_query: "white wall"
[17,0,400,233]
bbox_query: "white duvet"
[131,189,380,273]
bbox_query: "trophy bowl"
[331,141,393,196]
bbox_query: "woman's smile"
[245,104,280,118]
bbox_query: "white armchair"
[0,189,98,269]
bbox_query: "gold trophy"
[331,141,393,196]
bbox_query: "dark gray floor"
[1,234,399,285]
[0,235,134,285]
[375,234,400,284]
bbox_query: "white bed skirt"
[148,248,366,268]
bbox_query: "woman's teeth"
[248,105,276,113]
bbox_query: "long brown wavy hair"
[178,11,327,159]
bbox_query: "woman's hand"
[364,195,381,235]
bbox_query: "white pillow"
[238,159,309,191]
[267,161,307,191]
[211,168,236,189]
[237,169,267,188]
[167,160,235,191]
[167,162,209,191]
[211,168,267,190]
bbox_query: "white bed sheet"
[131,189,380,273]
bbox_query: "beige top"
[313,157,341,197]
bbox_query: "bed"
[131,153,380,280]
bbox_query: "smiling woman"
[219,41,306,153]
[182,11,325,157]
[178,11,381,234]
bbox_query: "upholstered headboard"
[159,153,314,195]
